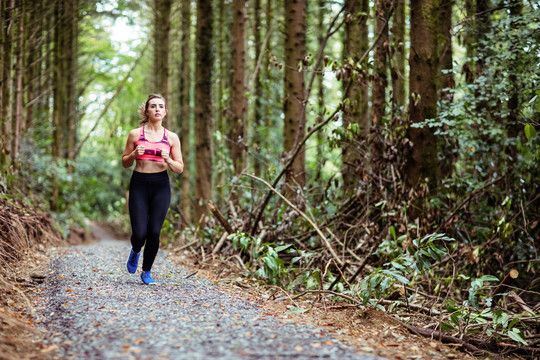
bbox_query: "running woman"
[121,94,184,284]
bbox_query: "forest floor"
[0,224,480,360]
[170,254,477,360]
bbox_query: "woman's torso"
[133,126,171,173]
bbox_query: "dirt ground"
[0,233,508,360]
[168,253,480,360]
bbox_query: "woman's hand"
[134,145,145,157]
[161,150,170,162]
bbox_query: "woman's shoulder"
[128,127,142,138]
[165,128,179,139]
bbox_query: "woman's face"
[146,98,167,121]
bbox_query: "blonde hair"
[138,94,167,126]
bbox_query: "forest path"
[35,229,381,360]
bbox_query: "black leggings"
[128,170,171,272]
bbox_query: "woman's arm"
[163,132,184,174]
[122,129,143,168]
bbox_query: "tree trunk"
[406,0,439,189]
[315,0,326,180]
[439,0,454,94]
[252,0,262,177]
[25,0,39,134]
[13,0,24,162]
[194,0,214,221]
[0,0,4,165]
[283,0,307,191]
[215,0,228,205]
[65,0,78,163]
[154,0,172,99]
[372,0,389,126]
[438,0,456,179]
[342,0,369,192]
[505,0,523,160]
[1,0,14,165]
[179,0,192,225]
[52,0,65,160]
[390,0,406,113]
[230,0,246,177]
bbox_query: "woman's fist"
[135,145,145,156]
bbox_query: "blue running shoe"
[141,271,156,285]
[126,249,140,274]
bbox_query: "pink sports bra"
[135,127,171,162]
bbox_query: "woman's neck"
[145,122,163,132]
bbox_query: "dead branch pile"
[0,197,61,274]
[0,197,63,359]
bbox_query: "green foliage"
[410,3,540,284]
[358,233,453,305]
[227,232,315,287]
[444,276,529,346]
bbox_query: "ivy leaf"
[507,328,528,346]
[524,124,536,141]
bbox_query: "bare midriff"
[134,160,168,173]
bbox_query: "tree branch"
[74,43,149,159]
[243,173,343,266]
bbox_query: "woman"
[121,94,184,285]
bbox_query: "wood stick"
[328,260,350,291]
[211,232,230,255]
[208,201,234,234]
[243,173,343,266]
[399,323,485,355]
[292,289,362,305]
[176,239,198,252]
[492,268,519,303]
[507,290,535,314]
[347,241,379,285]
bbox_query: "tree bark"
[372,0,389,126]
[154,0,172,99]
[438,0,456,179]
[52,0,65,160]
[439,0,454,94]
[194,0,214,221]
[283,0,307,191]
[13,0,24,162]
[1,0,14,165]
[390,0,406,113]
[315,0,326,180]
[405,0,439,190]
[65,0,78,163]
[252,0,263,177]
[342,0,369,192]
[230,0,246,177]
[179,0,192,225]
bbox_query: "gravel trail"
[36,232,381,360]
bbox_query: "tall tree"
[372,0,390,126]
[230,0,246,176]
[13,0,24,161]
[1,0,14,165]
[438,0,456,178]
[52,0,65,160]
[65,0,78,162]
[342,0,369,192]
[252,0,263,177]
[315,0,326,179]
[390,0,406,113]
[194,0,214,221]
[283,0,307,191]
[179,0,192,224]
[439,0,454,94]
[154,0,172,99]
[405,0,439,191]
